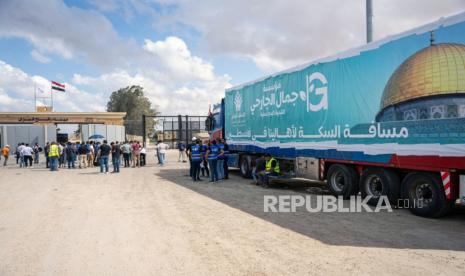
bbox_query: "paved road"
[0,150,464,275]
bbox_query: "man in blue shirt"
[216,139,225,180]
[206,140,219,182]
[221,138,229,179]
[178,141,187,162]
[190,140,202,181]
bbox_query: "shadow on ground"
[157,168,465,251]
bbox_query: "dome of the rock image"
[376,42,465,122]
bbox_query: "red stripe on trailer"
[392,155,465,171]
[440,171,452,200]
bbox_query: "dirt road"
[0,150,464,275]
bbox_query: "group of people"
[184,137,229,183]
[181,137,281,187]
[1,140,147,174]
[0,143,42,167]
[2,137,282,186]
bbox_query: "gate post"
[185,115,189,146]
[178,114,182,147]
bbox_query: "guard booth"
[0,112,126,149]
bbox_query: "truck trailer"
[206,12,465,217]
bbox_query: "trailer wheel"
[401,172,452,218]
[239,155,252,178]
[360,168,399,206]
[327,164,358,199]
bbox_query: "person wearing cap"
[206,140,219,182]
[190,140,202,181]
[2,145,10,166]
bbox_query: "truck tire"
[401,172,452,218]
[327,164,358,199]
[360,168,399,206]
[239,155,252,178]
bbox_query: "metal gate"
[142,115,208,148]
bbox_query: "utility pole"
[366,0,373,43]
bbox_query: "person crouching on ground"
[257,154,280,188]
[251,155,266,185]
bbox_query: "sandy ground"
[0,150,464,276]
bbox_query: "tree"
[106,85,158,136]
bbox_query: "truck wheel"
[327,164,358,199]
[239,156,251,178]
[401,172,452,218]
[360,168,399,206]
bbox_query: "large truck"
[206,12,465,217]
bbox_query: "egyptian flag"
[51,81,65,92]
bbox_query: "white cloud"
[1,34,231,115]
[30,49,51,64]
[1,0,463,116]
[0,1,230,115]
[72,36,231,115]
[0,60,105,112]
[152,0,465,72]
[0,0,137,70]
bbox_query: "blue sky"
[0,0,463,115]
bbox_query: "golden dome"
[380,43,465,110]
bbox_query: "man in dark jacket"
[65,142,77,169]
[111,141,121,173]
[98,140,111,174]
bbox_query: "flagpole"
[34,82,37,112]
[50,82,54,112]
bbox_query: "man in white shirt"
[156,140,169,166]
[17,143,25,167]
[21,144,34,167]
